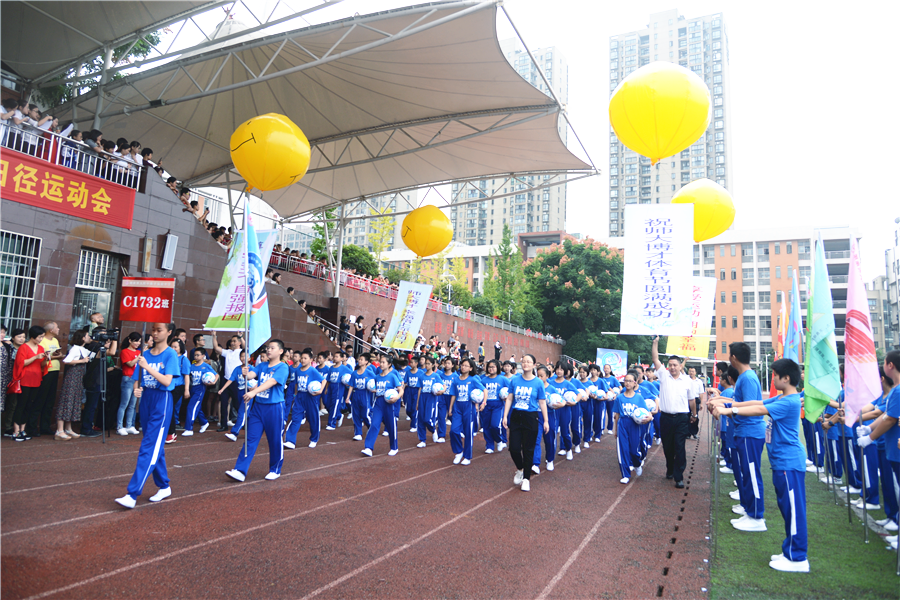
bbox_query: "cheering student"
[447,358,485,465]
[225,340,289,482]
[404,358,423,432]
[713,359,809,572]
[362,355,404,457]
[183,349,216,436]
[415,356,442,447]
[116,323,180,508]
[479,359,510,454]
[221,350,247,441]
[502,354,549,492]
[613,371,651,484]
[728,342,767,532]
[346,353,375,441]
[325,351,351,430]
[284,349,325,449]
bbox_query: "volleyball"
[432,382,445,394]
[563,391,577,403]
[470,389,485,403]
[499,386,509,399]
[341,373,351,385]
[201,372,216,385]
[632,407,651,423]
[384,389,400,403]
[366,379,376,391]
[307,381,323,394]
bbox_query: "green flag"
[803,232,842,422]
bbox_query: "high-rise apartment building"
[608,9,732,237]
[446,39,569,246]
[867,276,890,353]
[885,216,900,350]
[340,190,417,252]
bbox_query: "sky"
[156,0,900,281]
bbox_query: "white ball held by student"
[470,389,485,403]
[307,380,323,394]
[563,390,577,404]
[631,407,651,424]
[499,386,509,399]
[366,379,376,392]
[201,372,216,385]
[384,389,400,403]
[341,373,351,386]
[432,382,445,394]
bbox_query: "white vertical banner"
[619,204,694,336]
[383,280,434,351]
[665,276,718,358]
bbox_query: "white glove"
[856,425,872,437]
[857,435,874,448]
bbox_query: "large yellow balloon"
[609,62,711,165]
[230,113,311,192]
[400,205,453,257]
[672,178,735,242]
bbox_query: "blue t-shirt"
[638,381,658,399]
[481,374,511,402]
[419,371,443,400]
[189,362,216,390]
[170,354,190,388]
[732,370,766,440]
[349,368,375,404]
[450,374,485,403]
[873,393,888,450]
[884,386,900,462]
[547,378,577,406]
[327,364,352,401]
[132,347,180,391]
[440,371,457,399]
[763,392,806,471]
[587,377,608,396]
[228,365,246,392]
[719,387,735,433]
[613,391,646,418]
[286,365,298,399]
[823,404,842,441]
[375,369,403,398]
[603,375,621,391]
[509,375,546,412]
[834,390,854,437]
[252,361,289,404]
[651,381,661,393]
[295,364,325,401]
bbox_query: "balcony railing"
[759,328,772,336]
[825,250,850,259]
[828,275,849,284]
[832,300,847,308]
[834,328,845,336]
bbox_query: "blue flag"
[245,196,271,354]
[783,271,802,363]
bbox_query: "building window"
[715,120,724,129]
[744,316,756,335]
[742,268,754,281]
[730,244,736,257]
[758,267,769,282]
[743,292,755,308]
[758,291,770,309]
[720,268,725,280]
[720,245,724,257]
[776,266,781,279]
[731,291,737,303]
[0,230,42,332]
[721,341,727,355]
[704,269,714,278]
[732,316,738,329]
[774,242,780,255]
[776,290,783,303]
[721,291,726,303]
[787,242,793,254]
[731,268,737,280]
[721,316,726,329]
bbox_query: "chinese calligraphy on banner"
[383,280,434,351]
[619,205,694,336]
[665,276,717,358]
[120,278,176,323]
[1,148,135,229]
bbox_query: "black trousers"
[12,385,40,429]
[508,409,539,480]
[688,399,700,436]
[660,412,690,482]
[37,371,60,433]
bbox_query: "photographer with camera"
[80,327,118,438]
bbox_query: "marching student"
[613,370,651,484]
[714,359,809,572]
[325,351,351,430]
[221,350,247,441]
[436,357,457,443]
[165,338,191,444]
[346,352,376,441]
[502,354,549,492]
[283,350,299,430]
[728,342,767,531]
[362,354,404,457]
[391,355,409,425]
[416,355,443,447]
[687,366,706,440]
[404,357,423,432]
[540,362,575,471]
[857,368,896,528]
[316,350,331,417]
[182,349,216,436]
[479,359,510,453]
[284,349,325,449]
[116,323,180,508]
[601,364,621,435]
[225,340,289,482]
[587,364,608,443]
[572,365,592,449]
[447,357,485,465]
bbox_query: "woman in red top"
[117,332,143,435]
[12,326,50,441]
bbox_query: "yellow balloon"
[400,205,453,257]
[672,178,735,242]
[609,62,711,165]
[230,113,311,192]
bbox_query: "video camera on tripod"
[91,327,120,342]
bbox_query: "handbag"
[6,379,21,394]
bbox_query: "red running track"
[1,423,712,599]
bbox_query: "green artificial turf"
[708,447,899,599]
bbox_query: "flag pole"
[860,444,869,542]
[838,399,852,523]
[243,189,251,460]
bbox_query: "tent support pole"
[333,201,347,299]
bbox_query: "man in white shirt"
[687,367,707,440]
[211,332,245,425]
[651,336,697,488]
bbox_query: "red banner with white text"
[120,278,176,323]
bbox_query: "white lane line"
[1,441,221,468]
[535,445,661,600]
[20,456,462,600]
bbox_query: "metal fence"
[0,230,42,332]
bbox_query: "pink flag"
[842,237,881,426]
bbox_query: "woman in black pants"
[502,354,549,492]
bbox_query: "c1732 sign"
[120,277,176,323]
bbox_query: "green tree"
[450,254,467,285]
[408,255,424,282]
[470,295,494,316]
[310,208,338,261]
[368,207,395,268]
[384,266,410,285]
[484,223,528,318]
[340,244,379,278]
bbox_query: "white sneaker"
[566,450,573,461]
[521,479,530,492]
[485,448,494,454]
[353,435,362,441]
[453,453,463,465]
[410,428,417,433]
[115,495,136,509]
[497,442,507,452]
[461,458,471,465]
[887,535,898,544]
[574,445,581,454]
[264,472,280,480]
[719,460,727,466]
[382,431,389,437]
[283,441,296,449]
[858,501,881,511]
[405,416,411,421]
[583,442,590,449]
[729,490,741,500]
[769,557,809,572]
[532,465,540,475]
[149,487,171,502]
[558,449,567,456]
[883,521,899,531]
[546,461,554,471]
[636,466,643,477]
[806,465,819,473]
[308,441,317,448]
[319,408,328,416]
[514,470,524,486]
[655,438,661,445]
[199,423,209,433]
[720,467,734,474]
[388,449,398,456]
[325,426,335,431]
[337,416,344,428]
[733,517,767,532]
[225,433,238,442]
[126,427,140,435]
[181,430,194,437]
[446,419,452,426]
[361,448,373,457]
[225,469,245,482]
[227,420,235,427]
[730,515,748,525]
[805,459,813,466]
[732,504,746,515]
[620,477,630,484]
[437,437,446,443]
[433,431,439,443]
[839,485,861,494]
[117,428,129,436]
[417,441,426,448]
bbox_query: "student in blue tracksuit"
[539,362,576,471]
[562,366,585,454]
[727,342,767,531]
[574,366,592,449]
[715,359,809,572]
[362,354,404,457]
[479,359,510,454]
[284,349,326,449]
[221,351,247,441]
[394,359,410,423]
[859,361,899,532]
[834,389,864,494]
[613,370,649,484]
[284,352,299,429]
[166,339,191,443]
[851,375,884,511]
[602,364,621,435]
[183,349,217,436]
[502,354,549,492]
[587,364,608,442]
[116,323,180,509]
[346,353,376,440]
[404,359,423,432]
[447,357,485,465]
[857,369,894,522]
[633,365,659,448]
[325,351,351,430]
[416,356,443,447]
[714,368,737,474]
[436,358,457,443]
[225,340,289,482]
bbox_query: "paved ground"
[2,422,713,599]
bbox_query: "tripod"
[97,345,108,445]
